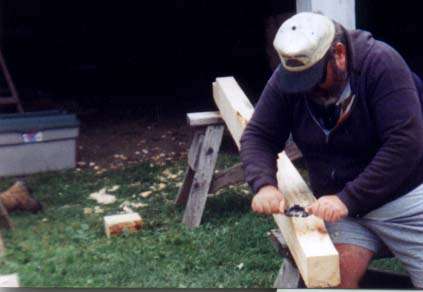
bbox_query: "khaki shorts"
[326,183,423,288]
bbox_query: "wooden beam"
[209,163,245,194]
[274,154,339,287]
[212,77,254,149]
[212,76,340,288]
[176,131,205,205]
[104,213,143,238]
[187,111,223,127]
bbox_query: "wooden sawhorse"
[175,111,302,229]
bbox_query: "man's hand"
[251,185,284,215]
[306,195,348,222]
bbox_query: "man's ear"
[334,42,347,70]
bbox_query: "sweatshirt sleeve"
[240,69,291,194]
[338,44,423,216]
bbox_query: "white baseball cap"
[273,12,336,93]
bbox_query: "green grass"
[0,155,279,288]
[0,154,403,287]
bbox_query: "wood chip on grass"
[140,191,152,198]
[89,188,117,205]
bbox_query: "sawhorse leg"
[0,200,13,256]
[176,125,225,229]
[273,258,301,288]
[0,201,13,230]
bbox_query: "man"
[240,12,423,288]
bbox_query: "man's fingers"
[274,190,284,201]
[262,201,272,215]
[306,203,314,215]
[279,199,285,213]
[270,199,281,213]
[308,201,319,215]
[252,199,263,213]
[326,208,335,222]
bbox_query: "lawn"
[0,155,403,288]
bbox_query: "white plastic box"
[0,111,80,177]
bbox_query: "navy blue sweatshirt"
[240,29,423,217]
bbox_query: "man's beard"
[310,61,349,107]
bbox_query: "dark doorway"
[357,0,423,77]
[0,0,297,112]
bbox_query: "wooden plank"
[0,274,19,287]
[187,111,223,127]
[182,125,224,228]
[175,167,195,205]
[187,131,205,171]
[274,153,339,288]
[212,78,254,149]
[104,213,143,238]
[176,130,206,205]
[208,143,302,194]
[209,163,245,194]
[213,76,340,288]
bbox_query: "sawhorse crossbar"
[175,111,302,229]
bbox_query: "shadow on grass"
[202,190,252,222]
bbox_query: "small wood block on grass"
[0,274,19,287]
[104,213,143,238]
[213,76,340,288]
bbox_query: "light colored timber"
[0,274,19,287]
[104,213,143,238]
[274,153,339,287]
[187,111,224,127]
[212,78,254,149]
[212,76,340,288]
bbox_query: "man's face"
[309,43,348,101]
